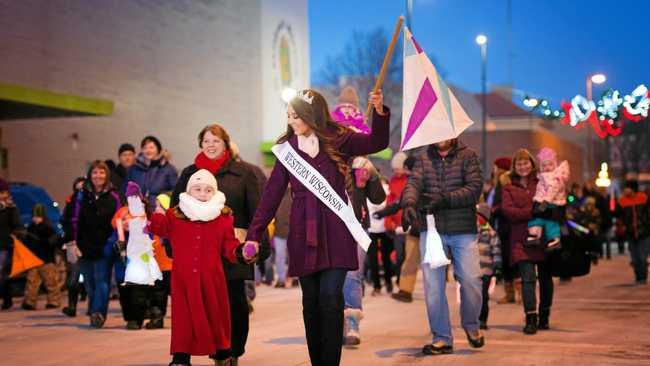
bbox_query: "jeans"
[419,232,482,344]
[518,261,554,314]
[629,236,650,282]
[274,236,288,283]
[367,232,394,290]
[343,244,366,310]
[299,268,347,366]
[79,256,112,317]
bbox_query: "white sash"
[272,142,371,251]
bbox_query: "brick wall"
[0,1,271,203]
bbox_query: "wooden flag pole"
[365,15,404,121]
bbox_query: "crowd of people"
[0,86,648,366]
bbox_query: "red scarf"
[194,150,231,175]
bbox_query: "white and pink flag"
[401,27,474,151]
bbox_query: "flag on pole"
[401,27,474,151]
[10,236,44,278]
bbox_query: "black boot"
[1,283,13,310]
[62,287,79,317]
[523,313,538,335]
[145,306,164,329]
[538,308,550,330]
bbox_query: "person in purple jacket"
[245,89,389,366]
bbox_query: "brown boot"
[497,281,515,304]
[514,279,523,304]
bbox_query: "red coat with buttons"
[150,208,240,356]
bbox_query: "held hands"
[369,90,385,115]
[114,240,127,263]
[242,241,259,263]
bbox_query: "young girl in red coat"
[150,169,258,366]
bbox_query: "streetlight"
[585,73,606,180]
[281,87,297,103]
[586,73,606,100]
[476,34,488,177]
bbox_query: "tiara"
[297,90,314,105]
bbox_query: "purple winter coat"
[501,175,546,265]
[246,109,390,277]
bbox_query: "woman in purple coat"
[245,89,389,366]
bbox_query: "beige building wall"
[0,0,309,204]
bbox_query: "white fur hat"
[391,152,408,169]
[186,169,218,192]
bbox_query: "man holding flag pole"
[399,26,485,355]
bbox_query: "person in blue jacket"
[127,136,178,208]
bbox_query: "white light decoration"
[597,89,623,120]
[524,98,539,108]
[475,34,487,45]
[569,95,595,126]
[595,162,611,187]
[623,84,650,118]
[281,87,297,103]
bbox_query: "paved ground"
[1,254,649,366]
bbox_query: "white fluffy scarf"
[178,191,226,221]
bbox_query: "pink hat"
[537,147,557,164]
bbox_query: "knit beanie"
[493,157,512,171]
[118,143,135,156]
[186,169,218,193]
[537,147,558,165]
[32,203,47,219]
[391,152,408,170]
[337,86,360,107]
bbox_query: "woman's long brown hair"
[278,89,352,190]
[510,148,538,179]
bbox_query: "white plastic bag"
[422,214,451,269]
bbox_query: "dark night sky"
[309,0,650,107]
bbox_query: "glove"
[114,240,127,262]
[401,206,418,232]
[242,241,259,263]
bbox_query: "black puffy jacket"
[75,184,122,260]
[401,141,483,235]
[0,205,21,251]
